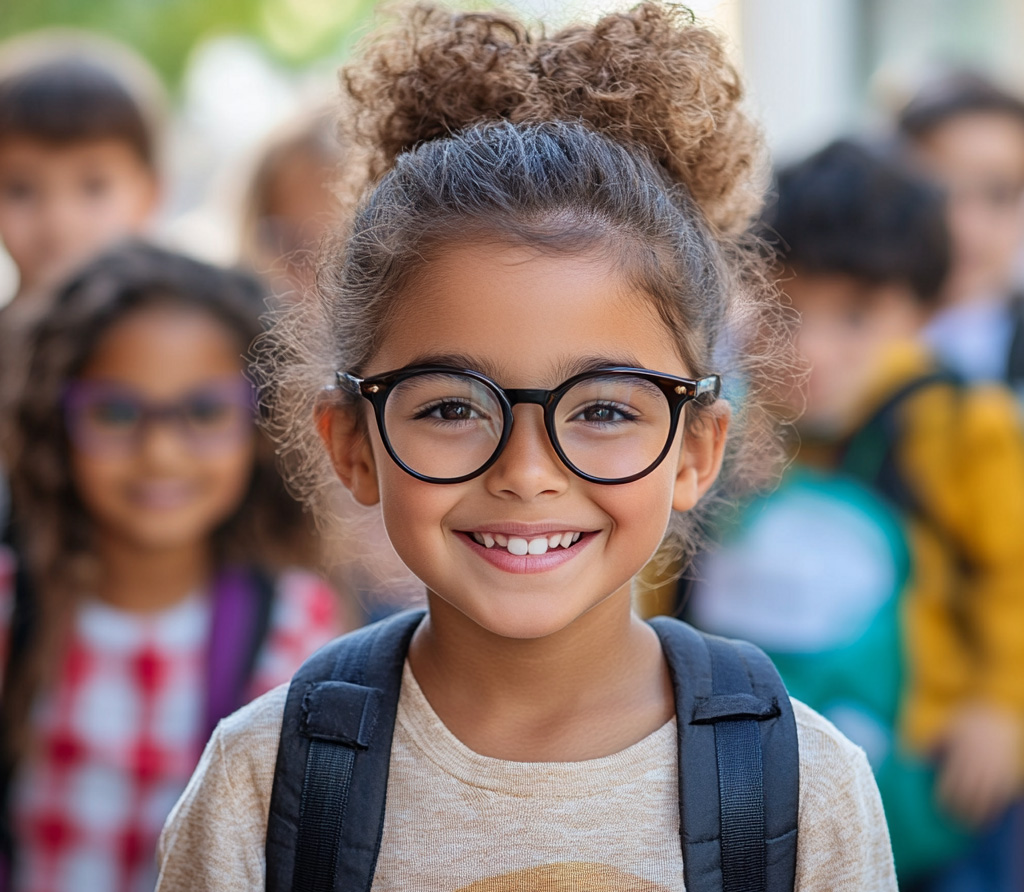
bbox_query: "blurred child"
[898,72,1024,393]
[158,5,895,889]
[0,31,163,305]
[762,140,1024,889]
[239,109,343,301]
[241,109,424,624]
[0,242,343,892]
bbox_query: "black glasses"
[337,364,721,485]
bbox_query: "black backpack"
[265,609,800,892]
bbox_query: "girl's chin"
[430,591,620,643]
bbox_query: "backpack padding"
[651,618,799,892]
[265,609,424,892]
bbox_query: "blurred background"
[3,0,1024,295]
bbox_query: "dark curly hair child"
[0,242,344,892]
[157,5,897,890]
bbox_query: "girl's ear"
[672,404,730,512]
[315,403,380,506]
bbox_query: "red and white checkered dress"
[0,551,342,892]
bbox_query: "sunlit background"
[2,0,1024,295]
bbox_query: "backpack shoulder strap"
[838,369,975,580]
[1004,291,1024,390]
[0,544,33,891]
[204,566,276,739]
[838,368,961,506]
[265,608,425,892]
[649,617,799,892]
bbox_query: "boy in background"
[767,140,1024,890]
[0,32,163,307]
[899,72,1024,394]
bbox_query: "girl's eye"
[418,400,482,422]
[0,178,35,203]
[574,402,639,424]
[89,399,141,427]
[185,398,232,426]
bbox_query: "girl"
[0,242,343,892]
[158,4,897,889]
[239,108,344,301]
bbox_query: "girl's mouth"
[457,528,593,574]
[467,530,583,555]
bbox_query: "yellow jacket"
[800,340,1024,753]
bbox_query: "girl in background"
[0,242,343,892]
[240,108,424,625]
[239,109,344,301]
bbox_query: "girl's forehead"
[80,304,245,392]
[369,243,686,380]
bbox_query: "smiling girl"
[0,243,342,892]
[157,4,897,889]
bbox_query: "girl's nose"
[483,404,570,499]
[135,417,191,466]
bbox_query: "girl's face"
[68,305,257,557]
[323,243,727,640]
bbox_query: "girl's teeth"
[470,531,584,553]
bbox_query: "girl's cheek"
[210,437,259,497]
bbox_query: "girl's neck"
[407,591,673,762]
[94,534,214,613]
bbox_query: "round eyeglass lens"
[554,374,673,480]
[382,372,505,479]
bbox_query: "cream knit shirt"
[157,665,897,891]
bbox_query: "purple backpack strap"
[204,567,275,740]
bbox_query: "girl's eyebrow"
[556,355,647,379]
[403,352,506,379]
[404,353,648,384]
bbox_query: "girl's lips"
[457,530,594,574]
[126,480,198,509]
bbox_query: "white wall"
[738,0,861,163]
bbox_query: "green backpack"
[690,466,971,879]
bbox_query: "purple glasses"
[63,378,256,455]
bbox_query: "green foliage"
[0,0,376,87]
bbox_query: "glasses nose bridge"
[502,387,558,445]
[134,401,188,435]
[502,387,554,410]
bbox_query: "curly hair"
[3,241,317,759]
[258,1,792,573]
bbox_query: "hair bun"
[342,2,765,233]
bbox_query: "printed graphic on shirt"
[455,862,672,891]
